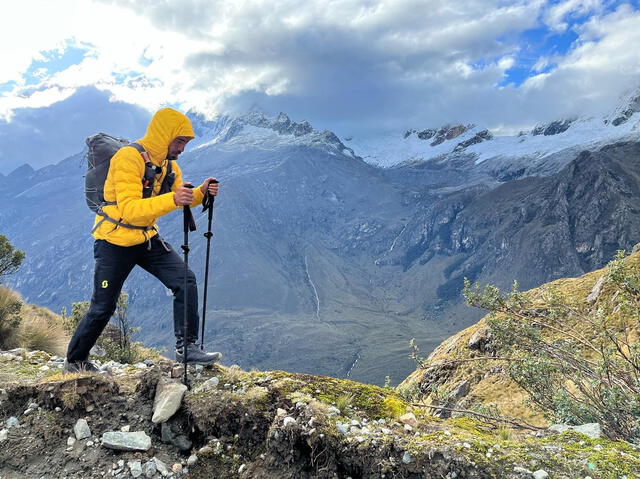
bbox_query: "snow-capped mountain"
[346,88,640,175]
[187,110,357,158]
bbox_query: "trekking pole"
[200,179,219,350]
[181,184,197,387]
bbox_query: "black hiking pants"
[66,235,199,362]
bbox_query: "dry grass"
[16,304,69,356]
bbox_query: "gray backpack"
[84,132,175,231]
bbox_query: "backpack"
[84,133,175,231]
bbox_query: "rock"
[161,421,192,451]
[153,457,170,476]
[142,460,157,478]
[380,428,391,434]
[468,330,488,350]
[171,366,183,378]
[86,404,95,412]
[101,431,152,451]
[5,417,19,428]
[152,378,188,424]
[128,460,143,478]
[573,423,602,439]
[327,406,340,416]
[549,423,602,438]
[195,377,219,392]
[67,436,76,446]
[74,418,91,440]
[276,408,287,417]
[121,425,131,432]
[0,429,7,442]
[513,467,532,474]
[399,413,417,427]
[450,380,470,399]
[533,470,549,479]
[336,422,349,435]
[187,454,198,466]
[283,417,296,427]
[587,276,605,303]
[402,451,413,464]
[172,463,183,474]
[239,464,246,474]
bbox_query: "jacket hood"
[139,108,195,165]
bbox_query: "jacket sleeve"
[112,147,178,224]
[171,161,205,208]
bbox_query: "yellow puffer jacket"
[93,108,205,246]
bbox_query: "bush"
[0,286,22,349]
[464,250,640,442]
[0,234,24,279]
[16,306,69,356]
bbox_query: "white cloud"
[1,0,639,134]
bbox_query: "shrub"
[16,306,69,356]
[0,286,22,349]
[463,250,640,442]
[0,234,24,279]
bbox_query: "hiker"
[64,108,222,372]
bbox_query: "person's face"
[167,136,193,160]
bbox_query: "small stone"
[142,460,157,478]
[87,440,94,446]
[513,467,532,474]
[462,442,471,449]
[74,419,91,440]
[128,460,143,478]
[380,428,391,434]
[153,457,169,476]
[356,436,366,443]
[55,407,61,412]
[0,429,8,442]
[399,413,417,427]
[533,470,549,479]
[404,424,413,432]
[327,406,340,416]
[199,445,213,454]
[402,451,413,464]
[196,377,220,392]
[195,364,204,372]
[121,425,130,432]
[593,444,603,451]
[171,365,183,378]
[238,464,246,473]
[187,454,198,466]
[283,417,296,427]
[336,422,349,435]
[101,431,152,451]
[276,408,287,417]
[86,404,95,412]
[172,463,183,474]
[67,436,76,446]
[118,460,125,468]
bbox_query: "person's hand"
[200,177,219,196]
[173,183,194,206]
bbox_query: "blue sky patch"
[23,42,91,86]
[497,1,640,87]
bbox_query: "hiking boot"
[175,343,222,365]
[63,359,99,373]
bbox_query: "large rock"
[101,431,152,451]
[152,378,188,424]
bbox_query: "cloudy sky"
[2,0,640,170]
